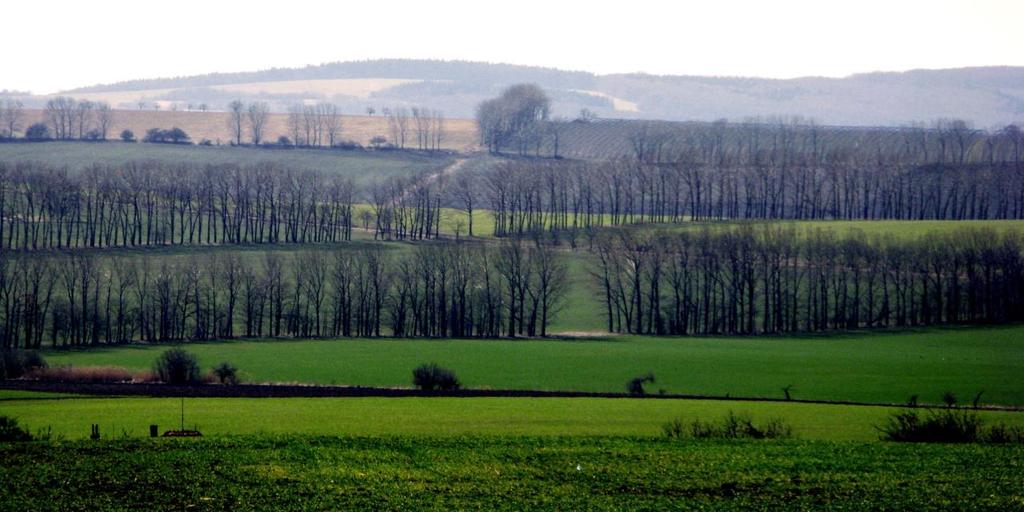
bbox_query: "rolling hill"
[35,60,1024,127]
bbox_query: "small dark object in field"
[907,395,919,408]
[213,362,239,385]
[162,430,203,437]
[412,363,460,391]
[627,373,656,396]
[782,384,794,401]
[942,391,957,408]
[150,425,159,438]
[0,416,33,442]
[154,348,201,384]
[972,391,985,409]
[90,424,100,440]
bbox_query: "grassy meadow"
[40,325,1024,406]
[3,392,1023,441]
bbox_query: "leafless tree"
[228,100,245,145]
[95,102,113,140]
[247,101,270,145]
[322,103,342,147]
[387,106,409,149]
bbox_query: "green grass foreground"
[1,435,1021,511]
[43,325,1024,406]
[4,394,1024,442]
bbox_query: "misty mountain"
[60,59,1024,127]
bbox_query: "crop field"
[41,325,1024,406]
[2,435,1020,510]
[17,108,480,151]
[0,141,453,183]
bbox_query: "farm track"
[4,380,1022,411]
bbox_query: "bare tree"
[322,103,342,147]
[1,100,23,138]
[387,107,409,149]
[227,100,245,145]
[95,102,113,140]
[247,101,270,145]
[45,96,77,140]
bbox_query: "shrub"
[153,348,201,384]
[986,423,1024,444]
[880,408,983,443]
[212,362,239,384]
[143,127,191,144]
[412,363,460,391]
[663,411,793,440]
[626,373,655,396]
[25,123,50,140]
[0,416,33,443]
[2,350,47,379]
[120,129,135,142]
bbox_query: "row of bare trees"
[286,103,343,148]
[382,106,446,151]
[0,240,568,349]
[43,97,114,140]
[0,162,355,251]
[479,158,1024,238]
[591,227,1024,336]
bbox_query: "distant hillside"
[48,60,1024,127]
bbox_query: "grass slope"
[41,325,1024,406]
[1,436,1021,510]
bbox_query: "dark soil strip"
[2,380,1022,412]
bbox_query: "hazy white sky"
[3,0,1021,94]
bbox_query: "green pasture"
[3,393,1022,442]
[41,325,1024,406]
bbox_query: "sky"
[3,0,1021,94]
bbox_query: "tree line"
[477,157,1024,239]
[0,240,568,349]
[0,162,356,251]
[591,227,1024,336]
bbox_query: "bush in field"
[626,373,655,396]
[663,411,793,440]
[880,408,983,443]
[120,129,135,142]
[2,350,47,379]
[153,348,201,384]
[0,416,33,442]
[25,123,50,140]
[412,363,460,391]
[212,362,239,385]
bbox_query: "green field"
[0,141,451,183]
[1,434,1021,510]
[2,393,1022,442]
[41,325,1024,406]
